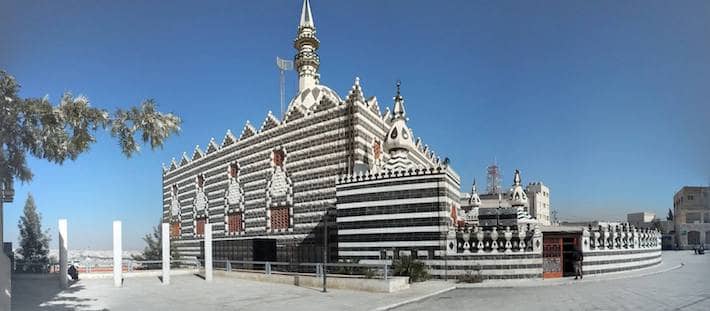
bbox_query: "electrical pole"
[322,206,328,292]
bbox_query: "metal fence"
[209,260,390,280]
[12,258,200,274]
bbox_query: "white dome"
[384,118,415,153]
[288,84,342,111]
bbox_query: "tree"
[651,218,664,233]
[0,70,181,194]
[666,208,673,221]
[133,223,162,261]
[17,193,50,272]
[132,221,177,262]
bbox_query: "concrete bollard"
[113,221,122,287]
[205,223,212,282]
[162,223,170,285]
[58,219,68,289]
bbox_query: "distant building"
[526,183,551,226]
[560,221,622,228]
[461,181,550,225]
[627,212,656,229]
[673,186,710,249]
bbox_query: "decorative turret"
[384,81,415,153]
[468,179,481,207]
[294,0,320,92]
[509,169,528,207]
[383,81,415,171]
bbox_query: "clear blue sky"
[2,0,709,250]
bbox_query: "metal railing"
[13,258,201,274]
[209,260,389,280]
[12,260,53,273]
[122,258,200,272]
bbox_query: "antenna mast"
[486,158,502,195]
[276,57,294,119]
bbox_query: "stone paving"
[398,251,709,311]
[11,251,705,311]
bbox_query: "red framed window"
[227,212,242,233]
[196,218,206,235]
[170,222,180,238]
[270,207,289,230]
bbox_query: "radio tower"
[486,158,502,195]
[276,56,294,119]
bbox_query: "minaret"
[294,0,320,92]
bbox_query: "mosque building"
[162,0,661,279]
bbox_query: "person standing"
[573,249,584,280]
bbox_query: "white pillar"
[204,223,212,282]
[161,223,170,285]
[58,219,68,289]
[113,221,122,287]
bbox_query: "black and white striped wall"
[336,167,460,263]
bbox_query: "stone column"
[113,221,122,287]
[58,219,68,289]
[503,227,513,254]
[162,223,170,285]
[204,223,213,282]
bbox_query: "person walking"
[573,249,584,280]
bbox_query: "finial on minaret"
[300,0,315,28]
[393,80,406,119]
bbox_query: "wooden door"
[543,237,563,278]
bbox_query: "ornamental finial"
[393,80,405,119]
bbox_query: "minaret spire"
[294,0,320,92]
[393,80,406,120]
[300,0,314,28]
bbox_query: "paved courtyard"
[11,251,706,311]
[398,251,710,311]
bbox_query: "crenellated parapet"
[336,165,453,185]
[446,224,543,255]
[584,224,662,251]
[581,224,663,275]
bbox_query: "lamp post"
[322,206,328,293]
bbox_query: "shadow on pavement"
[11,274,108,311]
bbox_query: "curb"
[374,262,684,310]
[372,286,456,311]
[458,262,683,288]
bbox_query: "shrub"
[364,268,375,279]
[393,256,429,282]
[457,269,483,283]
